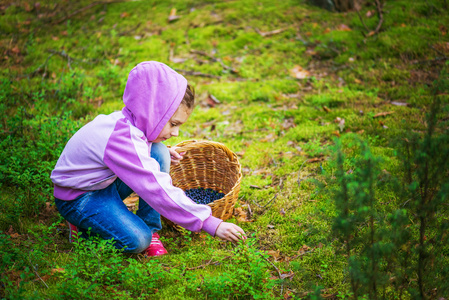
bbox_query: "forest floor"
[1,0,448,299]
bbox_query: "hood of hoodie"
[121,61,187,142]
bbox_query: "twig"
[298,174,313,187]
[52,0,130,25]
[263,193,279,210]
[246,202,252,219]
[174,68,221,79]
[262,256,284,296]
[402,198,412,207]
[412,56,449,65]
[357,0,385,38]
[19,53,54,78]
[372,0,385,35]
[190,49,237,73]
[297,160,308,187]
[254,27,287,37]
[289,249,314,260]
[250,198,263,208]
[185,25,190,45]
[29,257,48,289]
[355,7,370,33]
[430,44,447,57]
[118,22,141,36]
[186,258,215,270]
[182,255,232,275]
[250,176,285,212]
[47,49,74,68]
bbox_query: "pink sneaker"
[67,221,79,243]
[145,232,168,256]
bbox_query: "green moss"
[2,0,449,298]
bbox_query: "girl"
[51,61,246,256]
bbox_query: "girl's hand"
[169,147,185,165]
[215,222,247,243]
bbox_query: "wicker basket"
[163,140,242,229]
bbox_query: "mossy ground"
[1,0,448,299]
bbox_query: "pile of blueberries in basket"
[185,188,225,205]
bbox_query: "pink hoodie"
[50,61,222,236]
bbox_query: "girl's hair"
[181,84,195,109]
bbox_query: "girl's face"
[153,104,192,143]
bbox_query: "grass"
[1,0,448,299]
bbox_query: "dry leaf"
[23,2,32,12]
[373,111,395,118]
[206,94,221,107]
[120,12,130,18]
[51,268,65,274]
[306,48,317,56]
[267,250,280,259]
[322,105,331,113]
[234,207,249,222]
[235,150,245,157]
[298,244,311,255]
[123,194,139,207]
[170,57,187,63]
[284,290,294,299]
[391,101,408,106]
[282,117,296,130]
[289,65,310,79]
[337,118,345,132]
[323,28,331,34]
[260,133,276,143]
[267,224,275,229]
[11,46,20,54]
[280,270,295,280]
[307,157,325,163]
[338,24,352,31]
[168,8,180,22]
[10,233,20,238]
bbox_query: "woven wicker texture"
[164,140,242,228]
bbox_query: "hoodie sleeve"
[103,118,222,236]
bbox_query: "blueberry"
[185,188,225,205]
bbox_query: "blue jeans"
[55,142,170,253]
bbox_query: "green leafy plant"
[197,237,276,299]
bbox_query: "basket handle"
[173,140,237,161]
